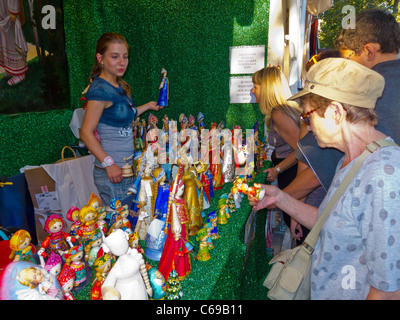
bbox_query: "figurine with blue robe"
[157,68,169,107]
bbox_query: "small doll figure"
[91,253,112,300]
[217,203,228,225]
[157,68,169,107]
[127,230,144,254]
[96,207,108,235]
[66,206,81,236]
[118,204,132,231]
[17,265,62,300]
[41,214,72,257]
[9,230,36,264]
[162,114,169,133]
[196,228,211,262]
[147,265,166,300]
[207,211,220,240]
[148,113,159,130]
[41,251,62,278]
[57,265,75,300]
[179,113,188,130]
[202,221,215,250]
[107,212,123,236]
[197,112,205,130]
[76,204,98,248]
[64,244,86,288]
[85,229,103,266]
[134,205,150,241]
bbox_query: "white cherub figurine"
[101,229,153,300]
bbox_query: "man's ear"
[363,43,380,62]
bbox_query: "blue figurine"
[157,68,169,107]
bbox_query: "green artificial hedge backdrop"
[0,0,270,177]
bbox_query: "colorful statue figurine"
[96,207,108,235]
[145,168,169,261]
[85,229,103,266]
[1,262,63,300]
[41,251,62,278]
[41,214,72,257]
[91,253,112,300]
[64,243,86,288]
[147,265,166,300]
[197,112,205,130]
[57,265,75,300]
[182,164,204,236]
[157,68,169,107]
[66,206,81,236]
[196,228,211,262]
[209,123,225,190]
[76,204,98,248]
[101,229,153,300]
[158,167,192,281]
[9,230,36,264]
[107,212,123,236]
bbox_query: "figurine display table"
[72,167,273,300]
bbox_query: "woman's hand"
[290,219,303,241]
[106,164,123,184]
[248,183,281,211]
[264,167,279,182]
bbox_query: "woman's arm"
[265,110,300,181]
[250,184,318,230]
[137,101,162,117]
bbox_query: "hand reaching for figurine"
[264,167,279,182]
[248,183,280,211]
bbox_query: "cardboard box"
[24,167,63,244]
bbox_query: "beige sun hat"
[289,58,385,109]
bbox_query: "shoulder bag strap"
[302,139,398,253]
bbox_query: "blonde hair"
[252,67,302,127]
[9,230,31,259]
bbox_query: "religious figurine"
[188,114,195,128]
[221,129,235,183]
[182,164,204,236]
[135,205,150,241]
[196,228,211,262]
[207,211,220,240]
[158,168,192,281]
[197,112,205,130]
[179,113,188,130]
[209,123,224,190]
[140,118,148,150]
[57,265,75,300]
[145,168,169,261]
[40,214,73,257]
[157,68,169,107]
[9,230,36,264]
[162,114,169,133]
[64,243,87,288]
[91,253,112,300]
[101,229,153,300]
[195,161,212,204]
[66,206,81,236]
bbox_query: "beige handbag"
[264,139,398,300]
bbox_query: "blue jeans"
[93,167,133,206]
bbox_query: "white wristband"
[275,165,281,174]
[101,156,114,168]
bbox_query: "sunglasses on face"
[300,107,320,125]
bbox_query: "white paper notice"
[230,76,256,104]
[230,45,265,74]
[35,191,61,211]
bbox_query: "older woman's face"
[303,102,339,148]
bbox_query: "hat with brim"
[289,58,385,109]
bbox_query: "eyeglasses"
[300,106,322,125]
